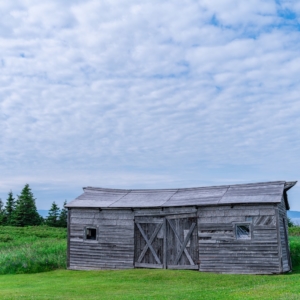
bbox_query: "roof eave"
[284,181,297,191]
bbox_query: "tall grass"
[0,226,67,274]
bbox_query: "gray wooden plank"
[135,263,163,269]
[163,218,167,269]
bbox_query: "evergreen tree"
[46,202,60,227]
[0,198,5,225]
[4,191,16,225]
[58,200,68,228]
[288,217,295,228]
[13,184,42,227]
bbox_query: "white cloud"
[0,0,300,209]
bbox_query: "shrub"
[290,236,300,269]
[289,226,300,236]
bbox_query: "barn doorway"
[134,214,198,270]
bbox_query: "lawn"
[0,268,300,300]
[0,226,299,299]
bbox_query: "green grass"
[0,269,300,300]
[0,226,299,299]
[0,226,67,274]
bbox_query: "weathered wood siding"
[198,204,281,274]
[277,196,291,272]
[69,208,134,270]
[68,203,287,273]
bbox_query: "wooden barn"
[65,181,296,274]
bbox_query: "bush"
[289,226,300,237]
[290,236,300,270]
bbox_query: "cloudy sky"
[1,0,300,210]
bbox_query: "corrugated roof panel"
[219,195,281,204]
[67,190,127,207]
[109,190,176,207]
[164,187,228,206]
[218,182,284,204]
[65,199,109,208]
[224,183,284,196]
[163,197,221,207]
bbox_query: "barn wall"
[69,208,134,270]
[68,203,286,273]
[198,204,281,274]
[277,196,291,272]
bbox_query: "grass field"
[0,268,300,299]
[0,226,299,299]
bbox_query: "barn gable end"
[66,181,296,274]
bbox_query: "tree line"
[0,184,67,228]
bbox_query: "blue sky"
[0,0,300,210]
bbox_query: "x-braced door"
[166,215,198,269]
[134,214,198,270]
[134,217,164,269]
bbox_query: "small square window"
[236,224,251,239]
[86,228,97,240]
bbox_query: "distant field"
[0,226,299,299]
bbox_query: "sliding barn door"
[166,215,198,269]
[134,217,164,269]
[134,214,198,270]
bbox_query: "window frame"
[233,222,252,240]
[84,226,98,242]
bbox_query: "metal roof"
[65,181,297,209]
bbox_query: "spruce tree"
[0,198,5,225]
[4,191,16,225]
[58,200,68,228]
[46,202,60,227]
[13,184,42,226]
